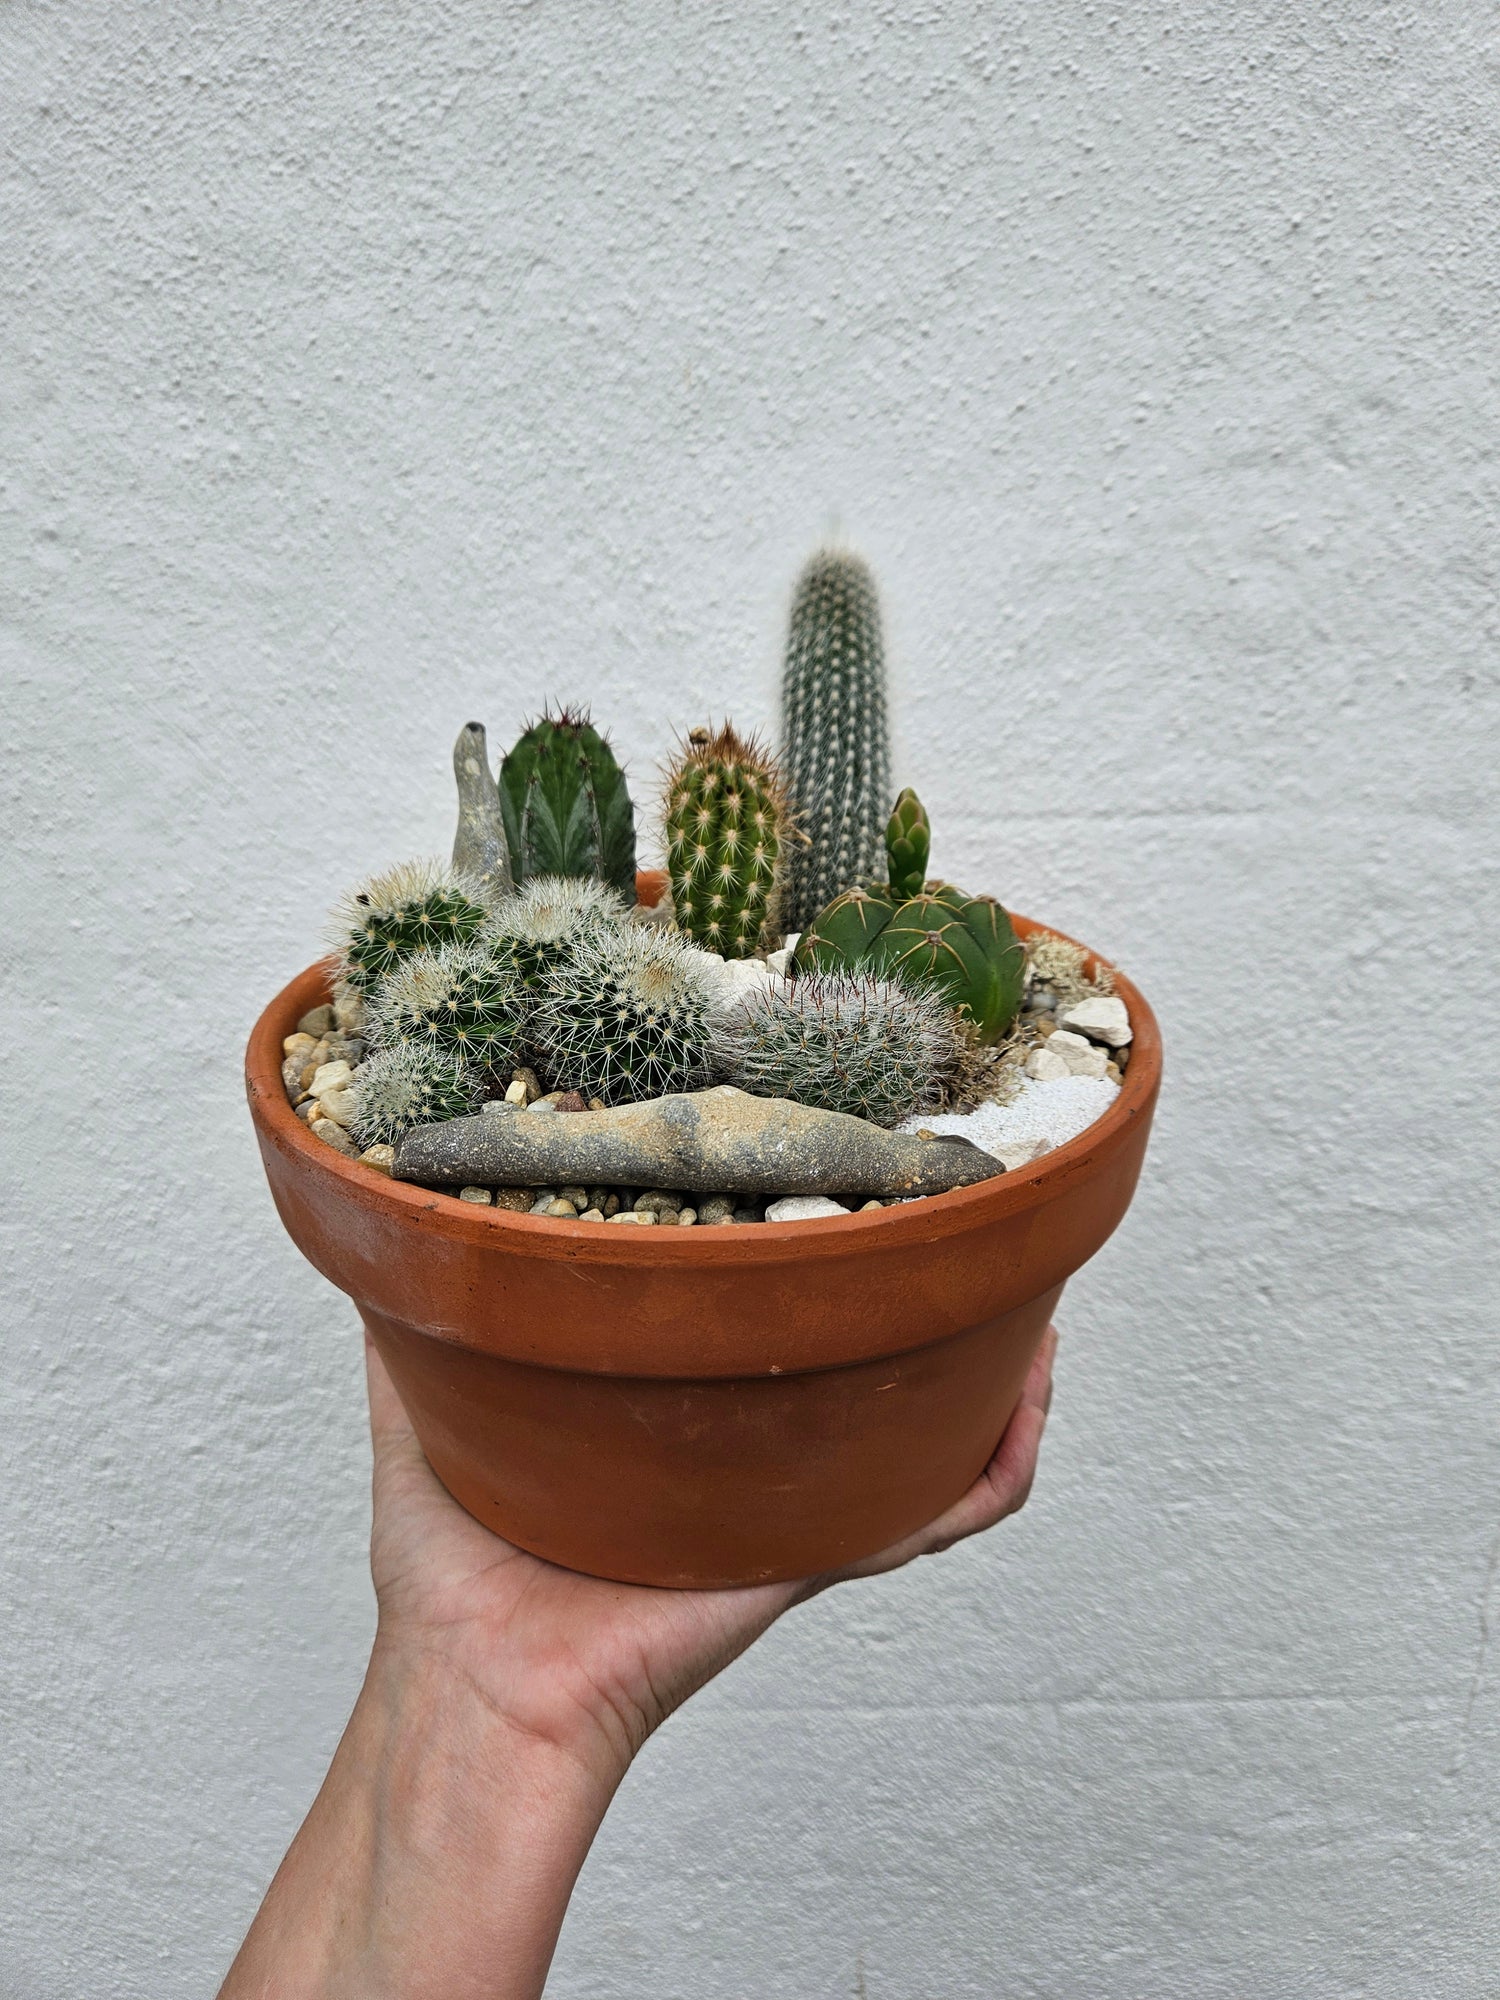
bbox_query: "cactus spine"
[367,940,530,1070]
[451,722,513,897]
[486,874,629,989]
[350,1042,482,1147]
[498,709,636,898]
[532,923,717,1106]
[328,859,492,991]
[713,973,963,1127]
[663,725,788,959]
[779,548,891,933]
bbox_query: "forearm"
[220,1640,622,2000]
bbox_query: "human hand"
[221,1329,1055,1999]
[364,1321,1058,1790]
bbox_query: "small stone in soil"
[510,1067,542,1102]
[731,1206,764,1224]
[553,1091,587,1113]
[578,1207,605,1221]
[765,1195,850,1222]
[529,1190,557,1213]
[318,1086,360,1128]
[283,1032,318,1058]
[504,1079,529,1106]
[314,1120,358,1157]
[296,1099,320,1123]
[311,1059,355,1098]
[544,1198,578,1218]
[459,1186,493,1205]
[1057,995,1131,1047]
[298,1004,336,1037]
[588,1098,606,1112]
[859,1199,884,1212]
[635,1189,681,1215]
[1025,1047,1071,1082]
[677,1207,698,1226]
[360,1145,396,1175]
[492,1187,534,1213]
[699,1196,736,1225]
[557,1186,589,1208]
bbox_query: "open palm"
[364,1326,1056,1777]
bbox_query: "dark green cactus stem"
[331,861,492,991]
[664,724,788,958]
[793,886,897,971]
[868,888,1024,1043]
[885,788,930,902]
[498,709,636,898]
[780,548,891,932]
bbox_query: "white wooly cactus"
[486,874,629,988]
[712,973,964,1127]
[531,922,718,1106]
[366,939,530,1070]
[350,1042,482,1147]
[327,858,493,991]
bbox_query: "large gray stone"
[451,721,513,896]
[393,1086,1002,1199]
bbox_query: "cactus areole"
[498,709,637,899]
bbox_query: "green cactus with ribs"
[793,789,1024,1043]
[663,724,789,958]
[498,709,637,899]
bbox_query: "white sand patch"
[899,1073,1119,1163]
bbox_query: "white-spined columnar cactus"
[485,875,629,989]
[367,940,530,1070]
[712,973,963,1127]
[350,1043,482,1147]
[779,548,891,934]
[328,859,492,991]
[532,923,717,1106]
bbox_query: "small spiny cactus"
[350,1042,482,1147]
[712,973,963,1128]
[884,787,930,902]
[486,874,629,989]
[328,859,492,991]
[663,724,789,959]
[367,940,530,1070]
[532,923,717,1105]
[780,548,891,932]
[498,708,637,898]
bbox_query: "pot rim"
[246,913,1161,1262]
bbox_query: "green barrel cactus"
[498,709,636,898]
[328,859,493,991]
[712,972,963,1127]
[792,789,1024,1042]
[367,940,530,1071]
[779,548,891,933]
[532,923,717,1106]
[663,724,789,959]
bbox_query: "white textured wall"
[3,5,1496,1993]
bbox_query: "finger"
[811,1324,1058,1588]
[363,1330,425,1472]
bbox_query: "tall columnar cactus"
[367,940,530,1071]
[713,973,963,1127]
[498,709,637,899]
[531,923,717,1105]
[486,874,629,989]
[663,724,789,959]
[451,722,513,898]
[780,548,891,932]
[328,859,492,991]
[350,1042,482,1147]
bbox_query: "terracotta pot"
[247,887,1160,1587]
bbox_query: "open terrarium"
[248,548,1160,1587]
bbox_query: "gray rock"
[699,1196,736,1225]
[393,1086,1003,1200]
[313,1118,358,1158]
[451,722,513,896]
[297,1004,336,1038]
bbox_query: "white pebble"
[1025,1047,1071,1081]
[1043,1030,1109,1079]
[1057,995,1131,1047]
[898,1074,1119,1163]
[765,1195,852,1222]
[310,1059,355,1097]
[317,1086,360,1128]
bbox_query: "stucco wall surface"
[2,4,1496,1994]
